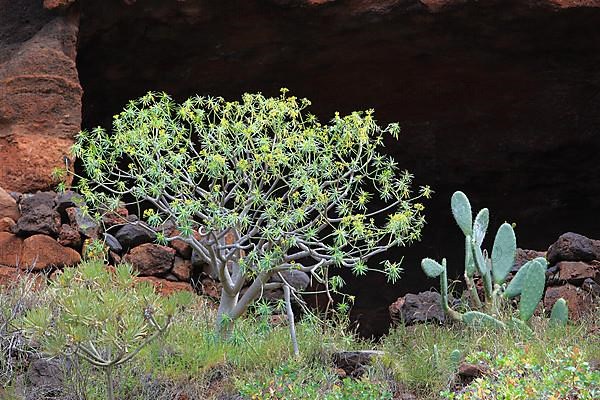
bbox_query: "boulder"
[115,223,156,249]
[172,257,192,281]
[15,192,60,236]
[124,243,175,276]
[547,232,600,265]
[544,284,596,320]
[66,207,100,238]
[20,234,81,271]
[0,187,20,221]
[389,291,446,325]
[0,232,24,267]
[557,261,600,285]
[136,276,193,296]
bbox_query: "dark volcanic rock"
[389,291,446,325]
[547,232,600,265]
[66,207,100,238]
[115,223,156,250]
[15,192,60,236]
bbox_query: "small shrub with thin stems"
[19,260,193,400]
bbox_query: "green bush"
[20,261,192,400]
[236,360,392,400]
[442,346,600,400]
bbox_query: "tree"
[71,89,430,347]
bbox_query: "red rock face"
[0,0,82,192]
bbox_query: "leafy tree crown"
[73,89,430,287]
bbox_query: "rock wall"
[0,0,82,193]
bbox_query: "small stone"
[124,244,175,276]
[115,223,156,250]
[389,291,446,325]
[0,186,20,221]
[102,207,129,228]
[271,269,310,291]
[55,191,84,216]
[512,248,546,273]
[26,358,63,390]
[582,278,600,297]
[103,232,123,253]
[172,257,192,281]
[0,266,20,286]
[332,350,384,378]
[66,207,100,238]
[458,362,489,378]
[20,234,81,271]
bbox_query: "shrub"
[442,346,600,399]
[20,261,191,400]
[71,89,430,346]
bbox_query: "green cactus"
[518,261,546,322]
[491,223,517,284]
[549,298,569,326]
[462,311,506,329]
[420,191,553,330]
[451,191,472,236]
[449,349,462,368]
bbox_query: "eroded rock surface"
[0,0,82,192]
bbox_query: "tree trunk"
[216,289,238,338]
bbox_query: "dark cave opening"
[76,0,600,337]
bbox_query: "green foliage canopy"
[72,89,430,326]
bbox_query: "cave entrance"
[77,0,600,337]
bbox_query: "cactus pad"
[451,191,472,236]
[491,223,517,284]
[462,311,506,329]
[473,208,489,246]
[550,298,569,326]
[421,258,445,278]
[519,260,546,322]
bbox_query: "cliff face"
[2,0,600,335]
[0,0,81,192]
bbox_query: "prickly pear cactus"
[519,260,546,322]
[420,191,550,330]
[549,298,569,326]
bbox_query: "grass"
[0,270,598,400]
